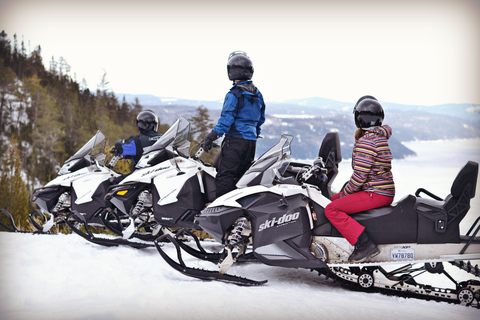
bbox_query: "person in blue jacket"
[111,110,162,163]
[201,51,266,198]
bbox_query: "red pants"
[325,192,393,245]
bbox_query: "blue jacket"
[213,81,266,140]
[118,131,162,162]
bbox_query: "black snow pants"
[214,136,256,198]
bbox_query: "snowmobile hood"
[365,125,392,139]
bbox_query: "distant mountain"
[117,94,480,160]
[116,94,224,110]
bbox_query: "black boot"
[348,230,380,263]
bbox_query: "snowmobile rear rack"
[154,233,267,286]
[461,215,480,254]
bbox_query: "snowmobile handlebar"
[299,164,328,183]
[299,157,328,183]
[193,143,220,160]
[106,155,122,169]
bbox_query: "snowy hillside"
[1,138,479,320]
[0,232,478,320]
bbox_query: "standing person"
[111,110,162,164]
[201,51,266,198]
[324,96,395,263]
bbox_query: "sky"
[1,0,480,106]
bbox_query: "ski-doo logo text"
[141,166,169,177]
[258,212,300,232]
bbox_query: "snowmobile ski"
[171,228,258,263]
[64,211,155,249]
[0,209,27,233]
[28,210,54,234]
[154,233,267,286]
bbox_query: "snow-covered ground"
[1,139,479,320]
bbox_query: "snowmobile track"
[312,260,480,308]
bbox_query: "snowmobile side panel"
[30,185,69,214]
[153,174,205,230]
[196,206,246,243]
[107,182,149,215]
[202,170,217,203]
[71,179,114,223]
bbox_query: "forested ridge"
[0,31,214,229]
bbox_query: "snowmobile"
[26,130,128,235]
[76,116,310,251]
[156,132,480,307]
[65,116,219,249]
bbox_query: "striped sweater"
[342,125,395,198]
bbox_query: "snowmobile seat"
[351,195,418,244]
[313,195,418,244]
[414,161,478,244]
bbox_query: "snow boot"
[348,230,380,263]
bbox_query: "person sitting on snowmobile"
[201,50,266,198]
[324,96,395,263]
[111,110,162,165]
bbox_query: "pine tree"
[24,75,65,183]
[0,59,20,149]
[189,106,218,164]
[0,137,29,230]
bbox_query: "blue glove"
[201,130,219,153]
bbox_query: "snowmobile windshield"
[58,131,107,175]
[236,134,294,188]
[66,131,106,162]
[256,134,293,163]
[136,116,191,168]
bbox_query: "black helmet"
[354,98,384,129]
[354,95,377,109]
[136,110,159,133]
[227,51,254,81]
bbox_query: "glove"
[110,142,124,156]
[201,130,219,153]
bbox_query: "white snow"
[1,233,479,320]
[1,139,480,320]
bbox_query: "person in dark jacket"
[201,51,266,198]
[111,110,162,163]
[324,96,395,263]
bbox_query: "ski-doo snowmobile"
[25,131,127,235]
[68,116,301,250]
[156,132,480,307]
[64,116,219,248]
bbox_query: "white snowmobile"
[81,116,304,252]
[25,130,128,235]
[64,116,219,248]
[156,132,480,307]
